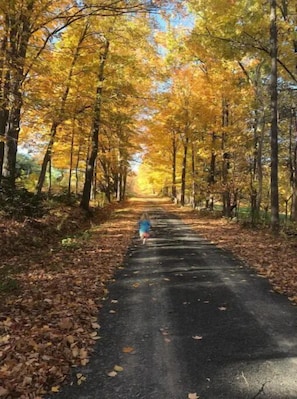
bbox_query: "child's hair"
[140,212,149,220]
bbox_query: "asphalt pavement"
[49,205,297,399]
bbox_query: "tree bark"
[270,0,280,233]
[180,135,189,206]
[290,107,297,220]
[36,23,89,194]
[171,130,177,200]
[80,38,109,211]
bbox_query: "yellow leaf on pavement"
[188,393,199,399]
[107,371,117,377]
[76,373,87,385]
[114,365,124,372]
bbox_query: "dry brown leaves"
[0,201,145,398]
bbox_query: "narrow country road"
[49,204,297,399]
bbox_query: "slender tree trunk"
[180,136,189,206]
[291,107,297,220]
[209,132,216,185]
[270,0,280,233]
[75,142,82,195]
[36,122,58,194]
[48,157,52,194]
[68,122,76,197]
[171,131,177,200]
[0,28,9,188]
[256,120,265,212]
[221,100,230,217]
[36,24,89,194]
[2,8,31,189]
[191,141,197,208]
[80,38,109,211]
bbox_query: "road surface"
[49,205,297,399]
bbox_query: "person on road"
[138,212,151,244]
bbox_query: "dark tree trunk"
[180,136,189,206]
[171,131,177,200]
[80,38,109,211]
[270,0,280,233]
[290,107,297,220]
[209,133,216,185]
[36,24,88,194]
[191,141,197,208]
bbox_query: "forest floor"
[0,197,297,398]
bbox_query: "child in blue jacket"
[139,212,151,244]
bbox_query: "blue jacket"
[139,220,151,233]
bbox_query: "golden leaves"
[107,365,124,377]
[76,373,87,385]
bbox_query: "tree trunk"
[270,0,280,233]
[191,141,197,208]
[291,107,297,220]
[67,122,76,197]
[0,27,9,188]
[36,24,89,194]
[80,38,109,211]
[171,131,177,200]
[1,7,32,189]
[209,133,216,185]
[180,136,189,206]
[36,122,58,194]
[221,100,230,217]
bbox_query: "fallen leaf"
[114,365,124,372]
[81,358,89,366]
[122,346,134,353]
[66,335,75,344]
[192,335,203,340]
[72,346,79,358]
[76,373,87,385]
[0,387,9,396]
[107,371,117,377]
[58,318,73,330]
[51,386,60,393]
[188,393,199,399]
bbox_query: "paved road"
[50,206,297,399]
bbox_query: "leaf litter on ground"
[0,200,144,398]
[1,199,297,397]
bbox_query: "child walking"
[138,212,151,244]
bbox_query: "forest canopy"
[0,0,296,228]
